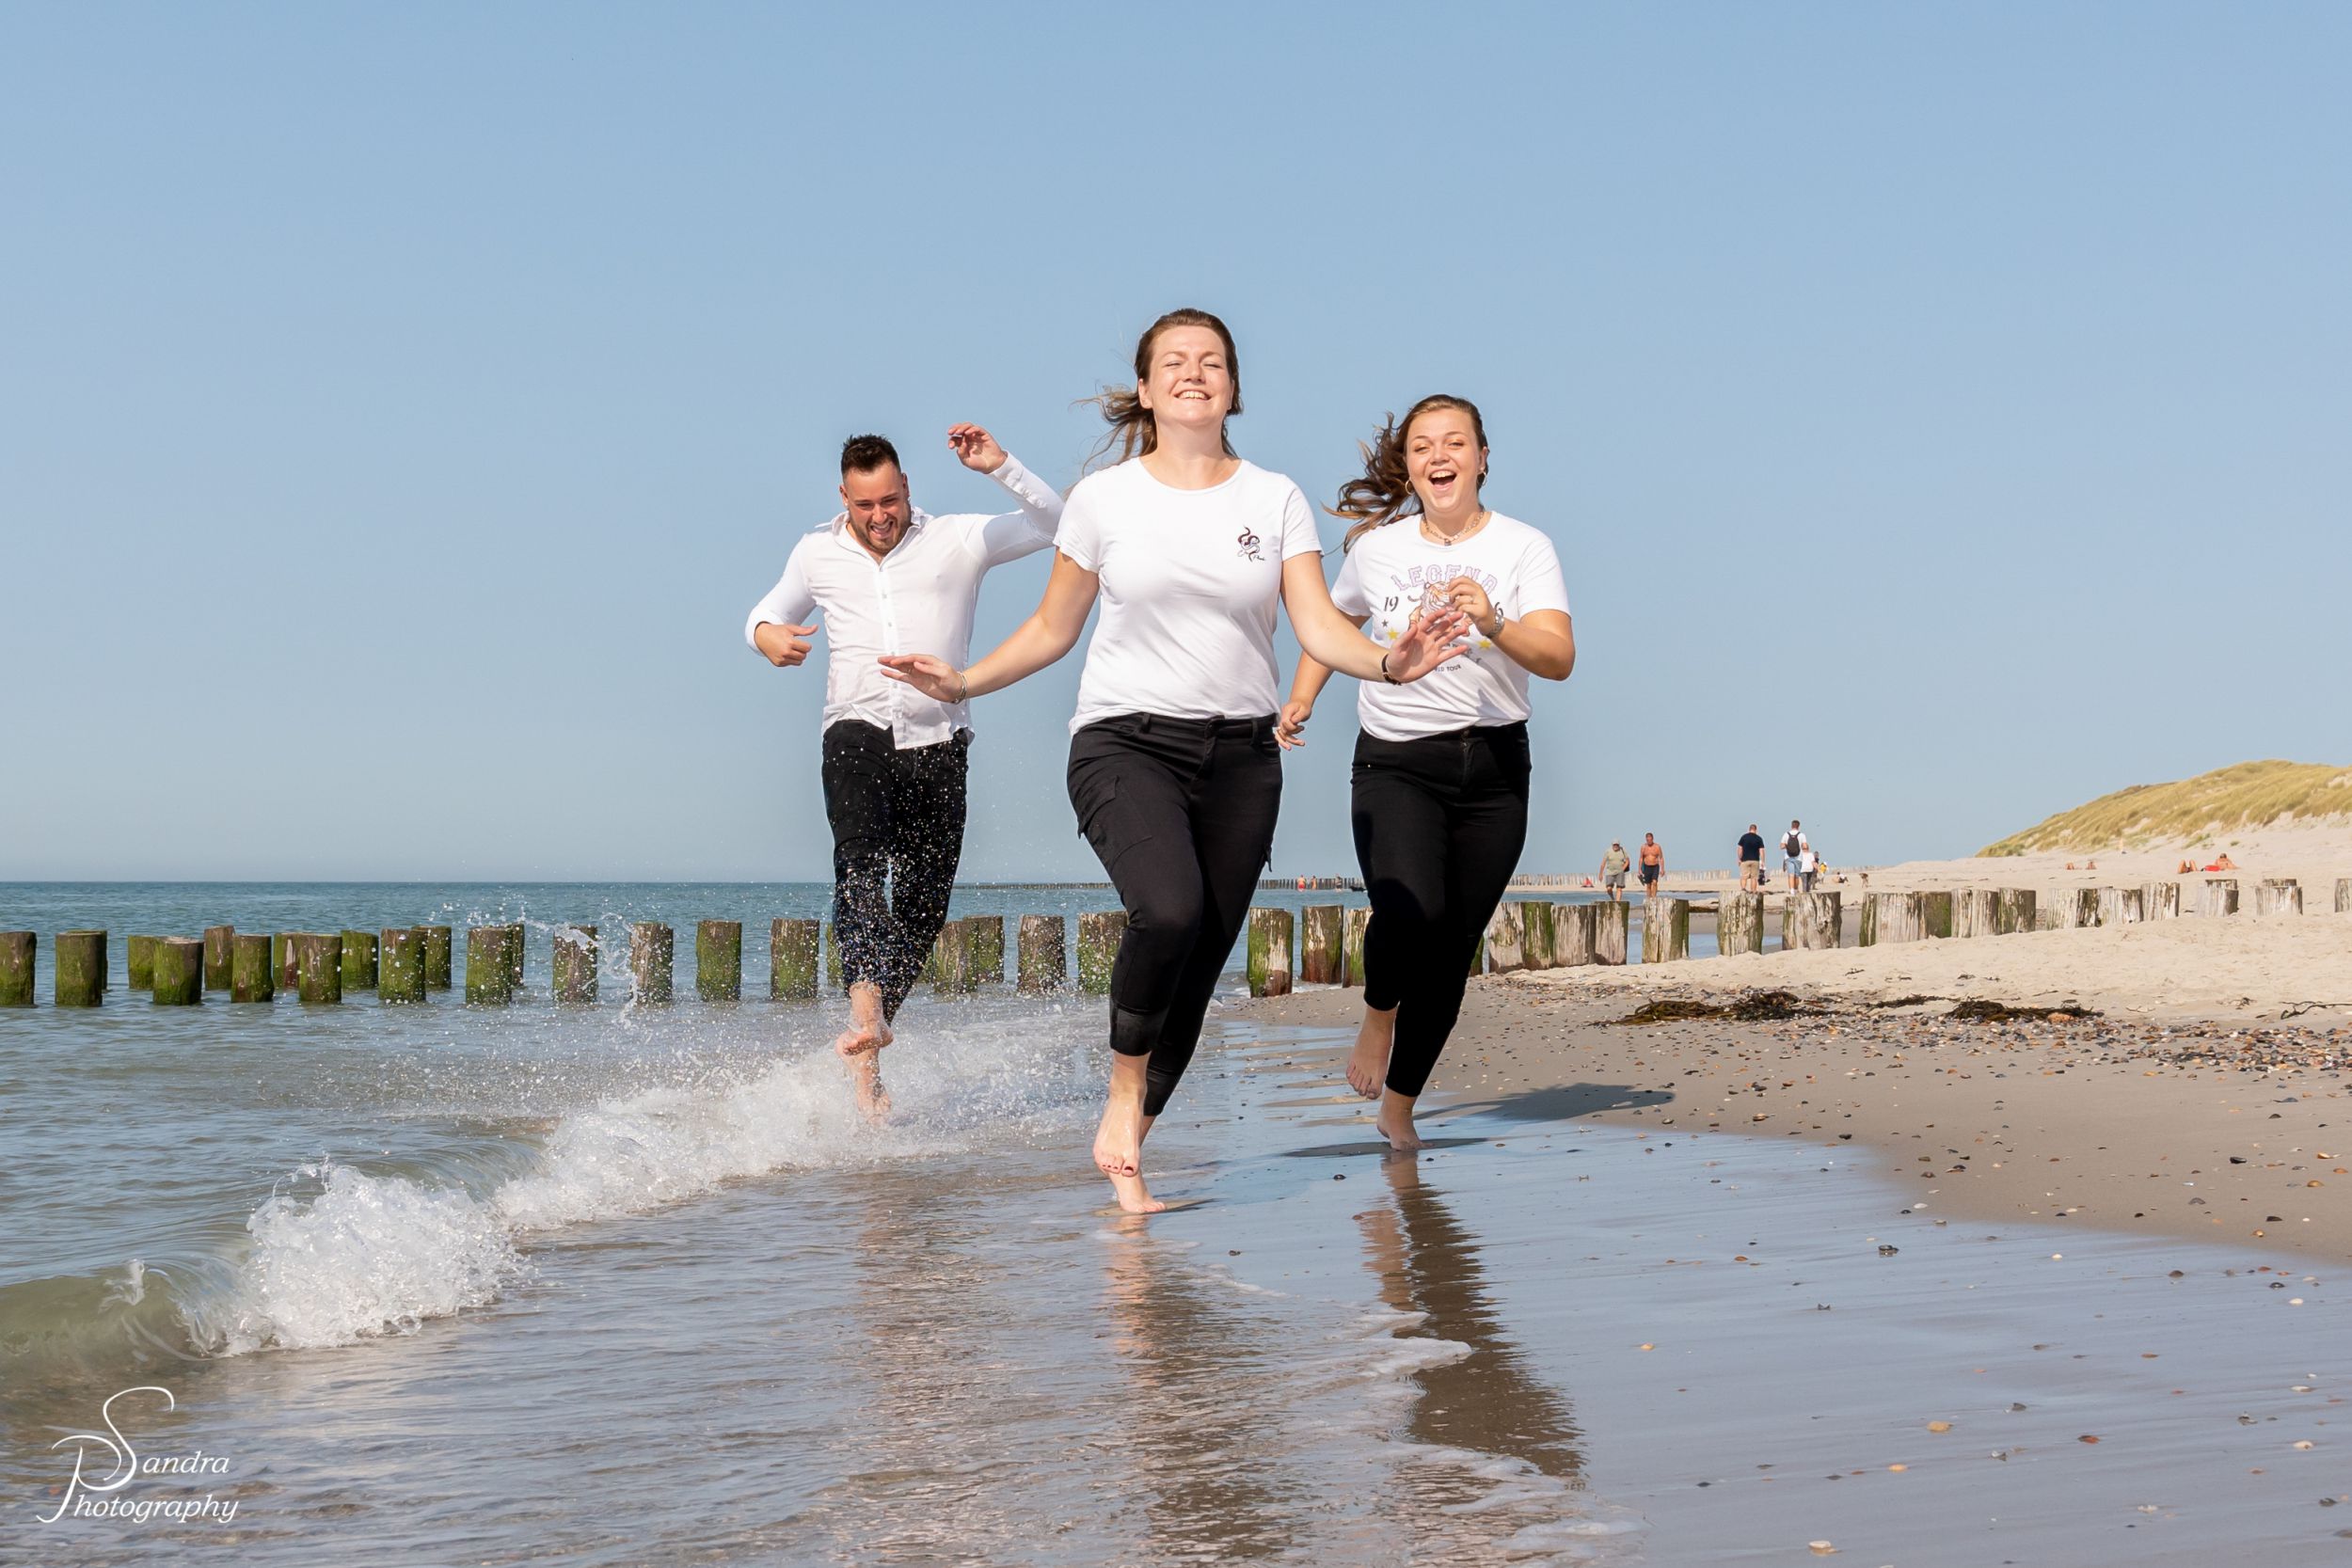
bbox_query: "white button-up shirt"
[743,454,1062,749]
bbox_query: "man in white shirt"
[1781,819,1810,893]
[744,424,1062,1117]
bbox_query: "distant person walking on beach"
[1277,392,1574,1150]
[882,309,1469,1210]
[1799,842,1820,892]
[1638,832,1663,898]
[1599,842,1630,900]
[744,425,1063,1118]
[1737,823,1766,891]
[1780,820,1809,893]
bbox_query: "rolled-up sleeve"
[743,540,818,651]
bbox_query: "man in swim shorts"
[1638,832,1663,897]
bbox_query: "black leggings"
[821,720,968,1021]
[1067,714,1283,1117]
[1351,722,1531,1099]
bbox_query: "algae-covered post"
[419,926,453,990]
[153,936,204,1005]
[0,931,33,1006]
[1718,893,1765,956]
[504,924,526,989]
[1342,906,1371,986]
[1485,903,1526,974]
[1554,903,1597,966]
[1994,888,2036,935]
[341,928,379,990]
[55,930,105,1006]
[1519,900,1557,970]
[1919,890,1954,939]
[552,925,598,1004]
[1594,900,1629,965]
[822,922,843,990]
[1077,911,1123,994]
[930,919,977,994]
[202,926,234,992]
[2201,879,2239,918]
[294,933,343,1004]
[1017,914,1065,993]
[770,918,819,1001]
[1246,907,1294,997]
[1299,904,1343,984]
[2253,879,2302,917]
[127,933,159,990]
[694,920,742,1002]
[1642,897,1691,962]
[230,933,275,1003]
[630,922,675,1003]
[965,915,1005,987]
[466,927,513,1005]
[380,927,427,1004]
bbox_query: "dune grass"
[1979,760,2351,856]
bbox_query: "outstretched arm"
[946,423,1065,563]
[1282,555,1468,685]
[879,551,1098,701]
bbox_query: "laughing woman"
[1276,395,1575,1150]
[881,309,1468,1212]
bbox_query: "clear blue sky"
[4,4,2345,882]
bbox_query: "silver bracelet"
[955,671,971,703]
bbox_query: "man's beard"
[850,514,906,554]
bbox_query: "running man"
[1637,832,1663,899]
[744,424,1063,1117]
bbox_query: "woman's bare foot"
[1345,1006,1399,1100]
[843,1049,891,1123]
[1094,1055,1164,1213]
[832,982,894,1057]
[1374,1090,1423,1152]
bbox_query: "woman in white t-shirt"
[1277,394,1576,1150]
[882,309,1468,1212]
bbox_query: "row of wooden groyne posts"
[2,875,2343,1009]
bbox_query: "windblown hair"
[839,434,901,477]
[1332,394,1488,551]
[1084,308,1243,471]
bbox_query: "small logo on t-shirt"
[1235,527,1263,562]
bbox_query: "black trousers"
[1350,722,1531,1099]
[821,720,969,1021]
[1067,713,1283,1117]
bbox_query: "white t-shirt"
[1329,512,1571,741]
[1057,458,1324,733]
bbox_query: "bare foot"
[843,1048,891,1124]
[1345,1006,1398,1100]
[1374,1091,1423,1152]
[1094,1059,1164,1213]
[833,983,894,1057]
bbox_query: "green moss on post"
[965,915,1005,986]
[1298,905,1343,984]
[380,927,427,1004]
[127,934,160,990]
[695,920,742,1002]
[1486,904,1526,974]
[152,936,203,1005]
[293,933,342,1004]
[340,928,380,990]
[1077,911,1124,994]
[1246,907,1293,997]
[931,919,977,994]
[466,927,513,1005]
[417,926,453,989]
[56,930,105,1007]
[1017,914,1065,993]
[1519,901,1557,971]
[823,922,843,990]
[770,918,819,1001]
[1342,907,1370,987]
[230,933,275,1003]
[202,926,234,992]
[1920,891,1954,939]
[1994,888,2036,935]
[0,931,34,1006]
[503,924,526,989]
[629,923,674,1003]
[552,925,598,1004]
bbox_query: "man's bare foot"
[843,1048,891,1123]
[1374,1090,1423,1152]
[833,982,893,1057]
[1345,1006,1399,1100]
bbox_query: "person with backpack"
[1780,820,1809,893]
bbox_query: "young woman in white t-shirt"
[1277,394,1576,1150]
[882,309,1469,1212]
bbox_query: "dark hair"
[1331,394,1488,551]
[1084,308,1242,470]
[840,434,901,478]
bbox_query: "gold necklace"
[1420,508,1488,547]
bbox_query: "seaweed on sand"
[1946,998,2100,1023]
[1613,990,1824,1025]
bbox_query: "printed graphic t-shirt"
[1057,458,1324,733]
[1329,512,1571,741]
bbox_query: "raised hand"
[754,621,818,668]
[1385,607,1471,683]
[1276,698,1313,750]
[1444,576,1499,638]
[877,652,966,703]
[946,422,1007,474]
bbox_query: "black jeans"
[1067,713,1283,1117]
[1350,722,1531,1099]
[821,720,969,1021]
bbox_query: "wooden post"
[1017,914,1066,993]
[1486,902,1526,974]
[127,934,160,990]
[930,919,977,994]
[1643,898,1691,962]
[1342,906,1371,987]
[1467,929,1486,976]
[55,930,104,1006]
[2254,879,2302,917]
[1994,888,2036,935]
[1520,901,1556,970]
[1299,904,1343,984]
[1594,900,1629,965]
[340,928,379,990]
[2338,877,2352,914]
[551,925,597,1004]
[965,915,1005,986]
[2201,879,2238,918]
[1247,907,1294,997]
[2096,886,2140,927]
[823,921,843,990]
[1860,892,1925,947]
[2141,882,2181,920]
[1953,890,1996,938]
[419,926,453,990]
[695,920,742,1001]
[152,936,204,1005]
[504,924,526,989]
[1078,911,1123,994]
[230,933,275,1003]
[202,925,234,992]
[274,931,295,990]
[1920,890,1954,940]
[770,918,819,1001]
[1718,893,1765,956]
[294,932,343,1004]
[0,931,33,1006]
[1554,903,1597,966]
[630,922,674,1003]
[1783,892,1841,951]
[380,927,427,1004]
[466,927,513,1004]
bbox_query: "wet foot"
[843,1049,891,1124]
[1375,1093,1423,1152]
[1345,1007,1398,1100]
[1093,1101,1164,1213]
[833,984,893,1057]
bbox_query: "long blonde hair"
[1332,393,1488,551]
[1083,307,1243,471]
